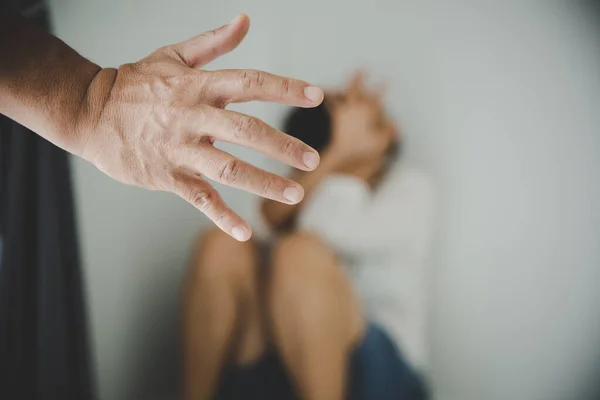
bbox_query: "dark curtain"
[0,2,95,399]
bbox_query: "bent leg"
[182,228,266,400]
[268,232,365,400]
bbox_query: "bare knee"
[183,228,256,307]
[271,231,336,269]
[190,227,256,283]
[270,232,340,292]
[196,227,255,263]
[190,228,266,365]
[269,232,365,346]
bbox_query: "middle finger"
[183,105,320,171]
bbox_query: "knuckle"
[150,74,187,105]
[157,45,180,60]
[164,74,186,89]
[218,159,244,184]
[194,70,212,88]
[281,78,292,95]
[192,103,212,126]
[202,28,218,38]
[239,69,265,90]
[161,102,184,129]
[261,176,276,196]
[232,115,261,141]
[281,138,297,157]
[155,45,170,54]
[190,188,217,211]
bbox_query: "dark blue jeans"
[216,323,428,400]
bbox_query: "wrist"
[68,66,118,158]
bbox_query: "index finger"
[205,69,324,107]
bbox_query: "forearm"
[0,10,106,153]
[261,149,345,231]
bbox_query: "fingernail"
[304,86,323,103]
[302,151,320,169]
[283,186,303,204]
[231,226,248,241]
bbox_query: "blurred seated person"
[182,73,436,400]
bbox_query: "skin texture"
[0,11,324,241]
[261,72,398,231]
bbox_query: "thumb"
[173,14,250,68]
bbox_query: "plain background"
[49,1,600,399]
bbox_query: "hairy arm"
[0,9,111,153]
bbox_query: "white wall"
[49,1,600,399]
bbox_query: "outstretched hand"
[76,15,323,241]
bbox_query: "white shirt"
[254,163,436,372]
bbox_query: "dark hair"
[283,102,332,152]
[283,102,402,162]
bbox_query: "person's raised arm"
[261,73,391,231]
[0,9,102,151]
[0,11,324,241]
